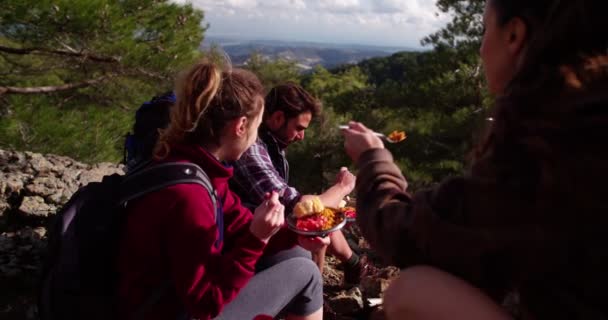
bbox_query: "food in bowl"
[293,197,344,232]
[341,206,356,220]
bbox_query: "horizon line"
[204,34,426,51]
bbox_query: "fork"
[338,125,401,143]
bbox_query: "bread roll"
[294,196,325,218]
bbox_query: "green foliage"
[282,47,490,192]
[243,52,301,90]
[0,0,207,162]
[304,66,368,102]
[0,0,491,190]
[284,0,491,192]
[1,0,206,77]
[0,95,133,163]
[422,0,485,53]
[288,67,370,193]
[287,107,350,194]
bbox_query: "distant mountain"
[201,36,419,70]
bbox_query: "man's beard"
[270,123,291,149]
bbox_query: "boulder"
[327,287,364,315]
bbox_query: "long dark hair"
[474,0,608,167]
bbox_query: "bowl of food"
[287,197,347,237]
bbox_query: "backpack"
[38,162,219,320]
[124,92,176,172]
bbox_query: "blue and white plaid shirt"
[230,129,300,212]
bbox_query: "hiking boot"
[343,255,375,285]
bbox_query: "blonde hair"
[154,61,264,159]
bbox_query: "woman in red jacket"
[118,61,324,320]
[343,0,608,319]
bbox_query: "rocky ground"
[0,149,397,320]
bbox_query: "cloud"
[314,0,362,13]
[371,0,407,13]
[259,0,307,10]
[176,0,449,47]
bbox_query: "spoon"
[338,125,404,144]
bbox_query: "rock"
[0,199,8,217]
[46,153,81,171]
[78,165,123,186]
[4,173,27,194]
[322,256,343,287]
[361,277,392,298]
[26,151,55,175]
[328,287,364,315]
[0,227,48,281]
[361,266,399,297]
[47,190,69,205]
[0,149,28,172]
[377,266,400,279]
[19,227,47,243]
[25,176,61,198]
[59,167,82,185]
[0,149,128,319]
[18,196,54,217]
[0,175,5,195]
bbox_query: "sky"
[172,0,451,49]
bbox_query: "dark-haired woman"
[343,0,608,319]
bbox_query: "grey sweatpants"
[214,246,322,320]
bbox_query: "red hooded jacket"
[117,143,266,320]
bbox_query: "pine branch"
[0,45,120,63]
[0,75,113,96]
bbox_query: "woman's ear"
[234,116,249,137]
[506,17,528,56]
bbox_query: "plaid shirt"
[230,130,301,212]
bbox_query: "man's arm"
[232,142,301,212]
[233,143,355,212]
[301,167,356,208]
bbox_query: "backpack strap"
[118,162,218,220]
[121,162,220,320]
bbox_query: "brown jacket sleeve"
[355,148,567,289]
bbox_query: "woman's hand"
[298,235,331,253]
[341,121,384,164]
[250,191,285,243]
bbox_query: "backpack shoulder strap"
[122,162,219,320]
[119,162,218,219]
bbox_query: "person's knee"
[383,265,442,319]
[293,257,322,283]
[383,266,511,320]
[286,257,323,297]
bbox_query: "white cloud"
[176,0,449,47]
[371,0,407,13]
[315,0,361,12]
[260,0,307,10]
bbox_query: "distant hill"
[202,36,420,70]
